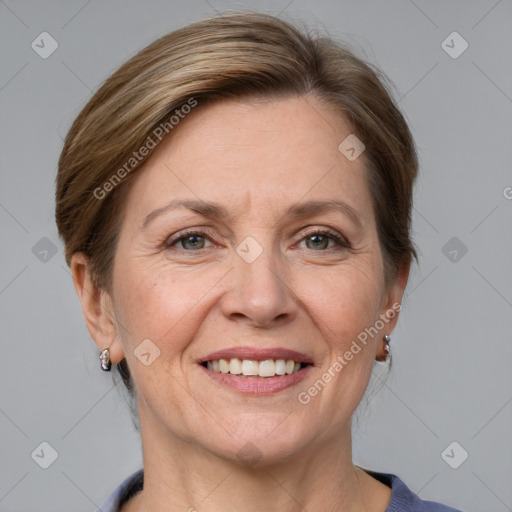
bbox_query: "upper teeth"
[206,358,303,377]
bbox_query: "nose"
[221,247,298,328]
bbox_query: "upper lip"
[199,347,314,365]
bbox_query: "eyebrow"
[139,198,363,231]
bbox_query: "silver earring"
[100,348,112,372]
[383,334,391,362]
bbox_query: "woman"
[55,11,463,512]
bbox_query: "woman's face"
[105,95,406,463]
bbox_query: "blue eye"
[305,234,333,250]
[165,231,214,251]
[179,235,206,250]
[299,229,350,251]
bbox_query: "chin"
[198,416,315,468]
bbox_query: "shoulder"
[364,469,464,512]
[95,468,144,512]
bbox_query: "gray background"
[1,0,511,511]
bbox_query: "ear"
[70,253,125,365]
[378,257,411,335]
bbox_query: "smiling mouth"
[201,358,311,378]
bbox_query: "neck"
[122,407,390,512]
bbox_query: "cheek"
[112,262,227,354]
[300,263,384,345]
[110,269,204,411]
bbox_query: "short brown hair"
[56,11,418,399]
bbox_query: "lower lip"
[199,364,313,395]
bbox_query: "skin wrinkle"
[72,95,408,512]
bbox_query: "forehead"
[123,95,373,224]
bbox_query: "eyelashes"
[163,227,351,253]
[163,229,216,251]
[299,228,351,251]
